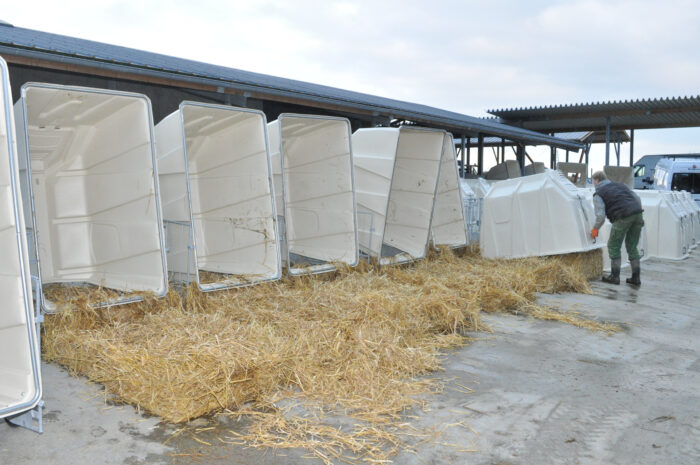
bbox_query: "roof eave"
[0,44,583,151]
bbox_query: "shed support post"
[517,144,525,176]
[501,138,505,163]
[466,138,471,174]
[605,115,611,166]
[629,129,635,166]
[477,134,484,176]
[550,146,556,169]
[566,150,569,162]
[459,134,467,178]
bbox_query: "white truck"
[653,157,700,206]
[633,153,700,189]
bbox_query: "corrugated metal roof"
[0,24,582,150]
[454,130,628,147]
[553,130,630,143]
[488,97,700,132]
[490,96,700,116]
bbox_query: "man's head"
[591,171,607,186]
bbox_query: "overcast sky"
[5,0,700,170]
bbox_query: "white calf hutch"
[431,133,468,249]
[156,102,281,289]
[352,127,444,265]
[15,83,168,311]
[268,114,358,275]
[635,190,688,260]
[0,57,42,430]
[480,171,602,259]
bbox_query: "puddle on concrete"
[43,409,61,422]
[577,358,615,367]
[601,288,638,304]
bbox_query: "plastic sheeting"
[15,83,168,310]
[352,127,443,265]
[156,102,281,289]
[268,114,358,274]
[431,133,468,249]
[0,57,41,420]
[635,190,688,260]
[480,171,603,259]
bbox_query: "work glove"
[591,228,598,239]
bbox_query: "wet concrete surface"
[1,254,698,464]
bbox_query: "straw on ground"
[43,248,611,463]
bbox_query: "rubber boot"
[602,258,621,284]
[626,259,641,287]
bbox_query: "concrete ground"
[1,254,698,465]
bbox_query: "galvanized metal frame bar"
[630,129,635,166]
[524,150,535,164]
[6,274,44,433]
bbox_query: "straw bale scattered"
[42,247,612,462]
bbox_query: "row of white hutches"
[478,170,700,268]
[15,83,470,303]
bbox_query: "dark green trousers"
[608,212,644,260]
